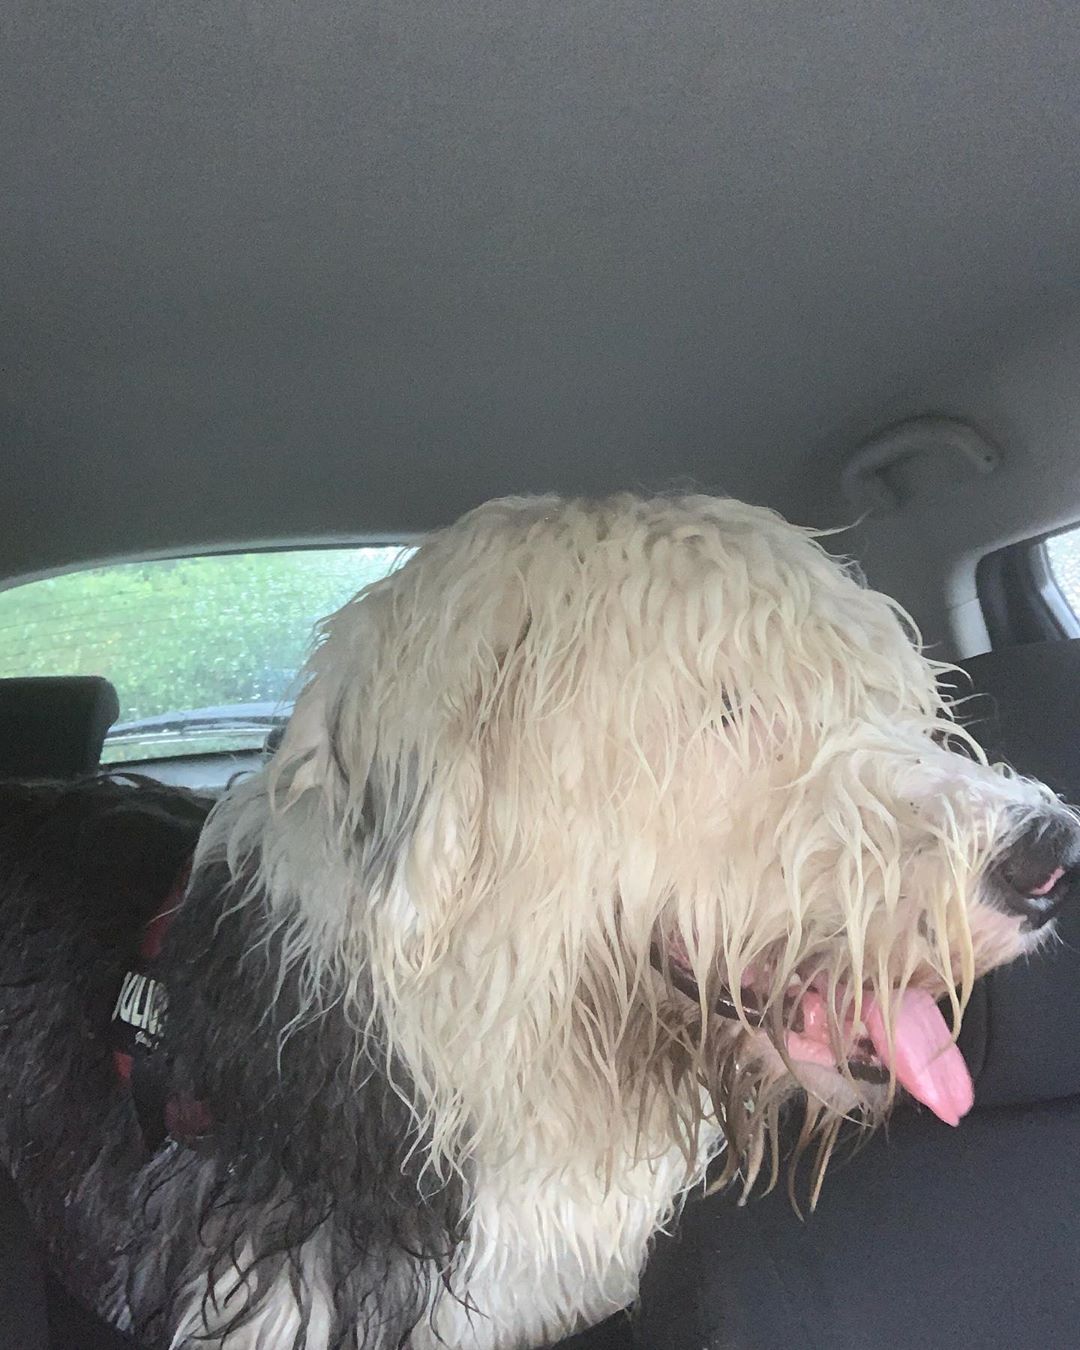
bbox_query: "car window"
[1045,526,1080,624]
[0,548,413,763]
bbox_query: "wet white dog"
[1,493,1076,1350]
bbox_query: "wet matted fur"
[0,493,1076,1349]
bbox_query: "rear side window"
[0,547,413,763]
[977,523,1080,647]
[1045,527,1080,624]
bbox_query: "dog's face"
[655,701,1074,1154]
[266,494,1080,1182]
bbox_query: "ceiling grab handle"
[841,417,1000,514]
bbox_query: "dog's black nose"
[992,813,1080,928]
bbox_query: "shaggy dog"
[0,493,1077,1350]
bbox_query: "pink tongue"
[864,988,974,1127]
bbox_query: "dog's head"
[254,495,1079,1190]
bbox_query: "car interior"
[4,3,1080,1347]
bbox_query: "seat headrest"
[0,676,120,779]
[946,641,1080,1107]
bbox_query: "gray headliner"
[4,0,1080,646]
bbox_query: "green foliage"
[0,548,412,761]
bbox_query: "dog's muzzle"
[989,811,1080,929]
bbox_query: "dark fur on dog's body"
[0,777,463,1348]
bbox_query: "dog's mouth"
[655,948,974,1127]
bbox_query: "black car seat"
[635,639,1080,1350]
[552,1313,634,1348]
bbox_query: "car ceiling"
[4,0,1080,592]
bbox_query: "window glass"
[1045,528,1080,622]
[0,548,413,762]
